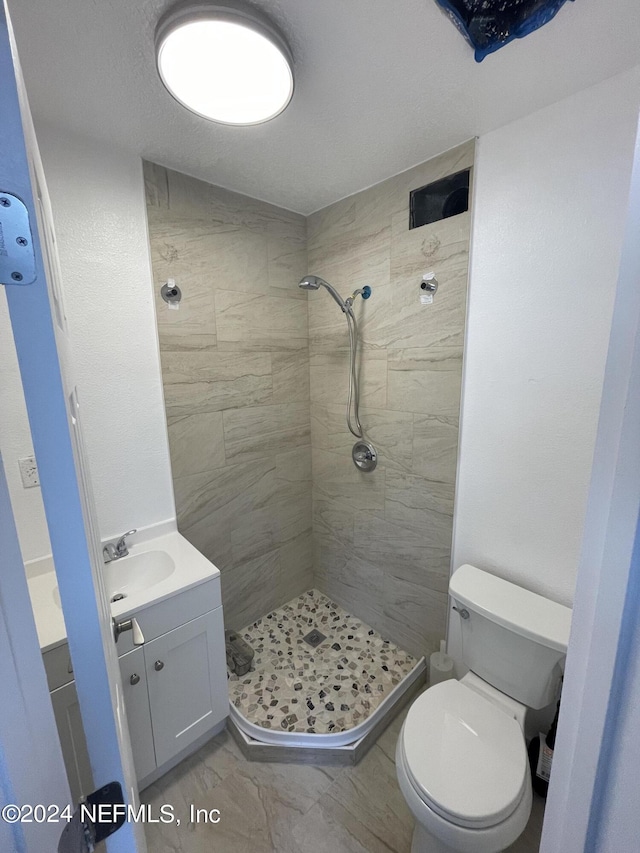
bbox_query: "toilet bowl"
[395,564,572,853]
[396,677,532,853]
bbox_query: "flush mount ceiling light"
[155,3,294,125]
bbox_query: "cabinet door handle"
[130,673,140,685]
[154,660,164,671]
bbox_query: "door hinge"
[58,781,126,852]
[0,191,36,285]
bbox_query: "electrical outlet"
[18,456,40,488]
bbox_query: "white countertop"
[26,531,220,654]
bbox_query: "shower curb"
[227,656,426,765]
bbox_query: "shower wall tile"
[167,411,226,478]
[309,351,387,409]
[276,446,312,483]
[216,290,308,351]
[145,161,311,629]
[222,402,310,463]
[312,449,386,512]
[308,140,473,658]
[146,142,473,654]
[272,350,310,403]
[162,351,273,417]
[387,347,463,416]
[412,415,459,484]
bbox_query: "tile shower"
[144,139,473,743]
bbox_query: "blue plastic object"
[362,286,372,299]
[434,0,575,62]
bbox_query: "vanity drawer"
[42,641,74,692]
[115,577,221,656]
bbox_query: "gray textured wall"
[307,140,473,657]
[144,162,312,630]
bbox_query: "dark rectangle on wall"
[409,168,470,229]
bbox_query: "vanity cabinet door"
[50,681,94,804]
[119,646,156,782]
[145,608,227,767]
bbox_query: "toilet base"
[411,821,459,853]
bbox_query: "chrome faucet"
[103,529,137,563]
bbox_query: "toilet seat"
[401,680,527,830]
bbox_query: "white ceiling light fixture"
[155,3,294,126]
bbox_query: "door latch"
[57,781,126,852]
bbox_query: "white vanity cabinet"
[114,577,227,787]
[119,646,156,782]
[42,642,94,805]
[118,604,227,780]
[43,576,228,795]
[144,609,227,767]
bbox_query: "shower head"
[298,275,347,312]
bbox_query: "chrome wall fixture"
[298,275,377,472]
[161,280,182,305]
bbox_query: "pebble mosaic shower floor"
[228,589,417,735]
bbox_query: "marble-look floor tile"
[181,760,338,853]
[288,745,413,853]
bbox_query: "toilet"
[396,564,572,853]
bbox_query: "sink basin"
[104,550,176,598]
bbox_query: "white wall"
[452,66,640,609]
[0,292,51,561]
[38,125,176,541]
[0,124,175,559]
[541,113,640,853]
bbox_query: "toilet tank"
[450,565,572,709]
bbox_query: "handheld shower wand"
[298,275,377,471]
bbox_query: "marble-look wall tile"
[145,161,312,629]
[167,411,226,478]
[309,351,387,409]
[412,414,459,484]
[162,351,273,417]
[222,402,310,463]
[387,346,463,416]
[312,449,386,512]
[272,350,310,403]
[216,290,309,351]
[309,141,473,658]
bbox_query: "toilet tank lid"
[450,564,572,653]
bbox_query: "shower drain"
[303,628,327,648]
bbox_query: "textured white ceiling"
[9,0,640,214]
